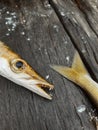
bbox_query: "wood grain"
[0,0,97,130]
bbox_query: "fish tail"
[51,52,98,107]
[50,51,89,83]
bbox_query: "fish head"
[0,42,54,99]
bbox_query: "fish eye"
[15,61,24,69]
[10,59,26,73]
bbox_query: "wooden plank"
[50,0,98,81]
[75,0,98,36]
[0,0,97,130]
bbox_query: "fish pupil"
[16,61,23,68]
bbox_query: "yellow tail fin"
[51,51,98,108]
[72,51,89,74]
[50,51,89,83]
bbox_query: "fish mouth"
[11,73,54,100]
[23,69,54,99]
[34,82,54,99]
[13,71,54,100]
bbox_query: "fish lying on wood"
[0,41,54,99]
[51,51,98,108]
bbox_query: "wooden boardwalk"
[0,0,98,130]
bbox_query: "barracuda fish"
[0,41,54,100]
[51,52,98,108]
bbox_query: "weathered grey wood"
[0,0,97,130]
[50,0,98,81]
[75,0,98,36]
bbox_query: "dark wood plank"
[50,0,98,81]
[75,0,98,36]
[0,0,97,130]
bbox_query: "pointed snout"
[23,70,54,99]
[18,71,54,99]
